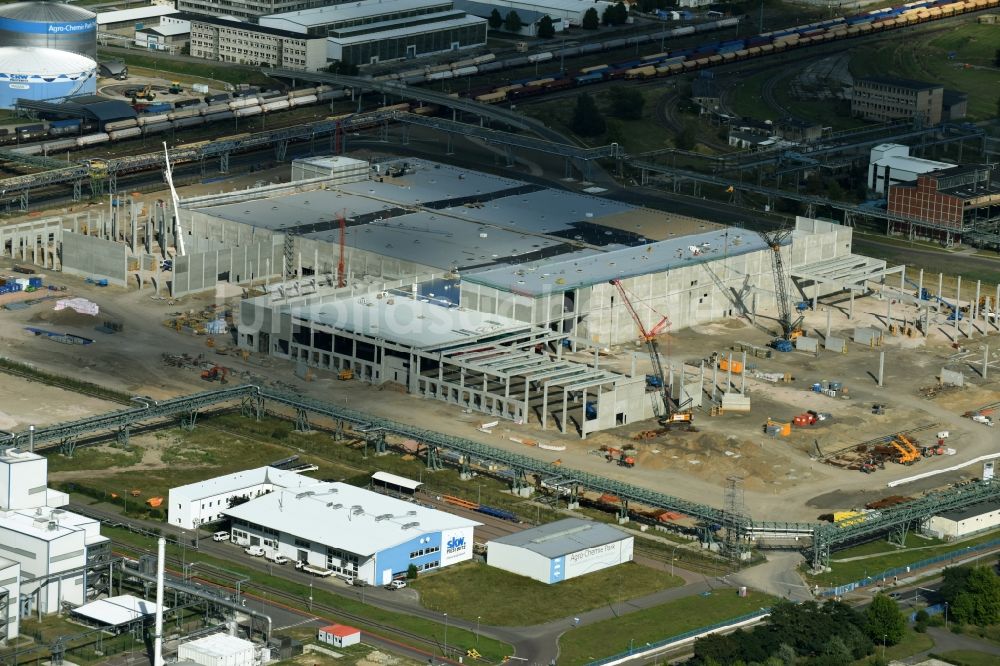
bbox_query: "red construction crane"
[337,210,347,288]
[609,279,692,429]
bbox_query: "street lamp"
[309,582,313,611]
[945,601,949,629]
[882,634,886,659]
[443,613,448,660]
[670,545,679,578]
[475,615,481,648]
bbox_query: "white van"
[212,531,229,542]
[244,545,265,557]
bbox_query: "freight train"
[438,0,995,103]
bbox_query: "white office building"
[486,518,633,584]
[222,475,479,585]
[0,557,19,642]
[868,143,955,195]
[167,466,311,530]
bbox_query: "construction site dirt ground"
[0,248,998,524]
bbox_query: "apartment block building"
[187,14,328,69]
[851,76,943,126]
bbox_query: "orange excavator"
[200,364,229,384]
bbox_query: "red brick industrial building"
[887,165,1000,244]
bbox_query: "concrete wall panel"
[60,231,127,287]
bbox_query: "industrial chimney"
[154,537,165,666]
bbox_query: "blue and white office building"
[223,477,478,584]
[486,518,633,584]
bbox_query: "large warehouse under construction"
[170,157,894,434]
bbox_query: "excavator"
[200,364,229,384]
[610,279,694,430]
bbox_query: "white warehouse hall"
[171,467,480,584]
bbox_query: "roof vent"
[375,513,394,522]
[401,522,420,530]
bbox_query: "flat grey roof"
[193,189,395,231]
[488,518,630,558]
[937,499,1000,523]
[263,0,448,27]
[307,211,567,271]
[438,189,632,234]
[338,159,527,206]
[330,15,485,45]
[465,228,769,296]
[290,294,537,349]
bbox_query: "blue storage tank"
[0,2,96,59]
[0,47,96,110]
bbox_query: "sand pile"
[28,307,99,328]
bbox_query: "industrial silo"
[0,2,97,59]
[0,47,97,109]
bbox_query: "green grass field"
[936,650,1000,666]
[556,590,776,666]
[851,628,934,665]
[520,86,677,154]
[104,526,514,662]
[411,560,682,626]
[806,530,1000,587]
[848,23,1000,120]
[46,412,567,525]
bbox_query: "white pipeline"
[886,452,1000,488]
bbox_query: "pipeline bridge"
[6,384,1000,570]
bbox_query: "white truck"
[972,414,994,427]
[265,551,289,565]
[295,561,334,577]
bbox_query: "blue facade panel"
[373,531,442,585]
[548,555,565,584]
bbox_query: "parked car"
[244,545,265,557]
[351,578,369,587]
[212,531,229,542]
[385,580,407,590]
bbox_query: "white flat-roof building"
[926,499,1000,540]
[868,143,955,195]
[97,5,178,30]
[486,518,633,584]
[222,475,479,585]
[167,466,312,530]
[260,0,487,65]
[72,595,163,630]
[0,557,19,642]
[178,633,256,666]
